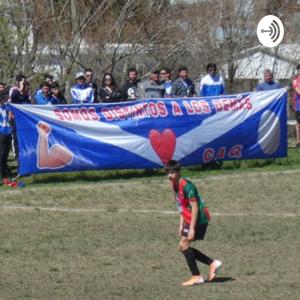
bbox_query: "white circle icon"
[257,15,284,48]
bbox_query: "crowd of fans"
[0,62,300,184]
[1,63,288,106]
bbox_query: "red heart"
[149,129,176,164]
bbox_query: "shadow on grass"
[210,277,235,284]
[30,169,166,185]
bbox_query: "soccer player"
[165,160,222,286]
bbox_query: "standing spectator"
[0,88,12,183]
[99,73,122,103]
[0,82,6,92]
[199,63,225,97]
[51,82,67,105]
[171,66,195,97]
[9,73,27,100]
[35,73,54,98]
[70,72,94,104]
[292,64,300,150]
[10,79,32,104]
[160,67,173,98]
[122,67,139,101]
[85,68,98,102]
[256,69,282,91]
[138,70,165,99]
[10,79,32,162]
[35,82,56,105]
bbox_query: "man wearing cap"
[70,72,94,104]
[137,70,165,99]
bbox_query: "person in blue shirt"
[70,72,94,104]
[199,63,225,97]
[34,82,56,105]
[34,73,54,99]
[0,88,12,183]
[256,69,282,91]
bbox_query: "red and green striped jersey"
[172,177,210,225]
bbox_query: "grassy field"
[1,168,299,299]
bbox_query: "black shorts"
[181,223,208,240]
[296,111,300,123]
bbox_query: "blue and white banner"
[10,88,287,175]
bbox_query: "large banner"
[10,88,287,175]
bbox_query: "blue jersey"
[70,83,94,103]
[0,104,12,135]
[199,74,225,97]
[35,93,57,105]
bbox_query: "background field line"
[1,205,299,217]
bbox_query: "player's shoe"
[208,260,222,282]
[181,275,205,286]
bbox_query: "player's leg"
[192,223,222,282]
[178,226,204,286]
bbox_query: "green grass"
[0,171,299,299]
[4,147,300,189]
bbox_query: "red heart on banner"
[149,129,176,164]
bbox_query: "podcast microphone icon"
[257,15,284,47]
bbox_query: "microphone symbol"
[257,15,284,48]
[261,20,280,43]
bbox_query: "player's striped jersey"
[173,177,210,225]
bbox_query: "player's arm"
[188,200,198,241]
[295,86,300,95]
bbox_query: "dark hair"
[84,68,93,73]
[160,67,171,74]
[0,82,5,86]
[0,89,9,101]
[40,81,51,88]
[101,73,117,88]
[206,63,217,72]
[164,160,181,172]
[151,69,160,75]
[15,73,26,82]
[51,81,60,89]
[297,64,300,70]
[127,67,137,75]
[44,73,53,80]
[178,66,188,73]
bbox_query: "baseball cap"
[76,72,86,80]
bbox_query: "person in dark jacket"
[122,67,139,101]
[99,73,122,103]
[51,82,67,104]
[172,66,195,97]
